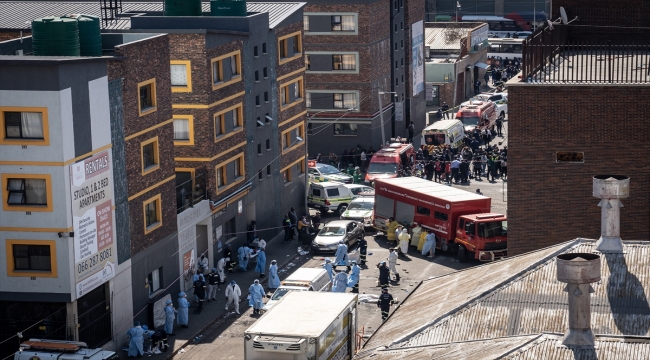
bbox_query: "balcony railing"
[522,24,650,84]
[176,171,208,213]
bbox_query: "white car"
[340,197,374,228]
[344,184,374,198]
[308,163,353,184]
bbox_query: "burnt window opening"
[555,152,584,163]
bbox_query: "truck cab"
[454,213,507,262]
[365,143,414,184]
[455,101,497,133]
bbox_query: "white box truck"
[245,292,358,360]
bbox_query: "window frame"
[210,50,242,91]
[280,77,304,111]
[1,174,53,212]
[5,239,57,278]
[143,194,163,234]
[148,266,163,297]
[281,123,305,154]
[137,78,158,117]
[175,167,196,210]
[278,31,303,65]
[170,60,192,93]
[173,115,194,146]
[303,12,358,35]
[281,158,306,184]
[333,123,358,136]
[215,153,246,195]
[213,103,244,142]
[140,137,160,175]
[0,107,50,146]
[306,90,360,112]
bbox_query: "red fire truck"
[364,142,414,184]
[373,177,507,261]
[455,100,497,133]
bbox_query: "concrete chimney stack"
[593,175,629,253]
[556,253,601,347]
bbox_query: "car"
[308,163,353,184]
[460,92,508,119]
[512,31,532,39]
[344,184,374,198]
[311,220,364,253]
[340,197,375,228]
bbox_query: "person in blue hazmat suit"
[238,245,252,271]
[126,321,145,357]
[332,270,348,293]
[334,241,349,267]
[177,292,190,328]
[422,231,437,258]
[163,299,176,336]
[268,260,281,290]
[249,279,265,315]
[323,257,334,282]
[346,260,360,293]
[255,248,267,278]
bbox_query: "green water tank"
[164,0,203,16]
[75,15,102,57]
[32,17,80,56]
[211,0,247,16]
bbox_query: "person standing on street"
[424,161,434,181]
[255,248,266,278]
[224,244,235,274]
[358,237,368,265]
[249,279,265,315]
[398,226,410,256]
[225,280,241,314]
[268,260,280,290]
[334,240,349,268]
[282,214,292,243]
[332,270,348,293]
[288,207,298,239]
[407,122,415,143]
[237,245,252,271]
[377,287,397,321]
[197,254,209,274]
[193,275,206,310]
[496,116,503,136]
[441,102,450,119]
[163,300,176,336]
[501,157,507,179]
[207,268,220,302]
[246,221,257,247]
[422,231,437,258]
[451,157,461,184]
[126,322,145,358]
[323,258,334,282]
[386,217,399,244]
[217,257,228,285]
[347,260,361,293]
[487,155,496,182]
[177,292,190,328]
[377,261,390,287]
[387,248,399,282]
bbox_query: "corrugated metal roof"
[0,1,305,30]
[425,27,466,51]
[362,239,650,355]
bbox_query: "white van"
[421,119,466,149]
[308,182,355,215]
[262,268,331,312]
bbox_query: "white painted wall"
[88,76,112,149]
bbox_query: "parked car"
[340,197,375,228]
[311,220,364,252]
[344,184,374,197]
[308,163,353,184]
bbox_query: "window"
[170,60,192,92]
[148,267,162,296]
[331,15,355,31]
[327,188,340,196]
[214,104,244,140]
[258,144,262,155]
[264,91,269,103]
[281,159,305,183]
[254,46,259,57]
[211,50,242,90]
[278,32,302,63]
[262,43,267,54]
[400,22,403,29]
[311,188,321,197]
[258,169,263,180]
[307,123,313,135]
[173,115,194,145]
[2,174,52,212]
[266,164,271,176]
[333,123,358,136]
[395,42,398,51]
[396,78,399,86]
[263,67,268,78]
[141,137,160,175]
[395,61,398,69]
[394,24,397,32]
[175,168,195,211]
[304,15,310,31]
[434,211,449,221]
[255,70,259,82]
[257,116,262,127]
[143,194,162,233]
[401,75,404,83]
[256,95,260,107]
[555,152,585,163]
[280,78,304,110]
[6,240,57,277]
[1,107,48,145]
[401,58,404,66]
[306,93,311,108]
[215,154,246,193]
[138,79,157,116]
[401,40,404,48]
[281,123,305,153]
[306,54,310,70]
[333,93,357,109]
[332,54,356,70]
[417,206,431,216]
[266,139,270,150]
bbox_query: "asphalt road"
[174,121,509,359]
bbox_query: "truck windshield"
[367,163,397,174]
[478,221,508,238]
[271,288,293,301]
[459,116,480,126]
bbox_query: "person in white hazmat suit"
[387,248,400,282]
[398,227,410,255]
[224,280,242,314]
[422,231,436,258]
[217,257,228,284]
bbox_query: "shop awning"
[474,62,490,69]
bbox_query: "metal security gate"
[77,284,112,348]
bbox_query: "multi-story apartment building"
[0,2,307,357]
[298,0,426,157]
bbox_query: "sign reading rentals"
[70,150,116,297]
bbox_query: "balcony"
[522,24,650,84]
[176,171,208,214]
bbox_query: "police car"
[307,163,353,184]
[340,197,375,228]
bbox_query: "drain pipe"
[593,175,629,253]
[556,253,601,347]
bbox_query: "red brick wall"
[0,31,29,42]
[507,85,650,255]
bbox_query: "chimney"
[556,253,601,347]
[592,175,629,253]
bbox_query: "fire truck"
[373,177,507,262]
[364,143,414,184]
[455,100,497,133]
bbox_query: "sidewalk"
[118,231,305,360]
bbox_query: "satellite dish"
[559,7,568,24]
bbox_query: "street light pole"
[456,1,461,22]
[378,91,397,147]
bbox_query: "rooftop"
[0,1,306,30]
[425,27,464,51]
[358,239,650,358]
